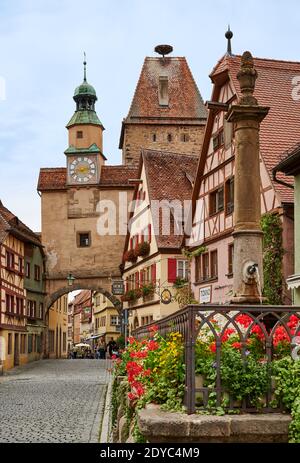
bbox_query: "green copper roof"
[66,110,103,128]
[74,81,97,97]
[65,143,100,154]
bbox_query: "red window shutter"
[130,238,133,250]
[136,234,139,246]
[141,233,144,243]
[151,264,156,283]
[135,272,139,289]
[168,258,177,283]
[148,224,152,243]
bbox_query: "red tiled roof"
[37,165,139,191]
[211,54,300,203]
[0,200,42,246]
[72,290,92,311]
[143,150,198,249]
[125,57,207,123]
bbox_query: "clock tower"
[65,56,106,185]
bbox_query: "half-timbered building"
[122,150,198,332]
[188,53,300,305]
[0,201,43,371]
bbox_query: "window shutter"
[148,224,152,243]
[140,270,144,285]
[141,233,144,243]
[151,264,156,283]
[130,238,133,250]
[168,258,177,283]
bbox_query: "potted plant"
[141,283,155,299]
[124,249,137,263]
[134,242,150,258]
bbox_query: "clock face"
[69,157,97,183]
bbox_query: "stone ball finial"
[225,29,233,40]
[237,51,258,105]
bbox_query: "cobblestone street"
[0,360,110,443]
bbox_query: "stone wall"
[122,124,205,165]
[137,405,291,443]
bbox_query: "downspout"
[272,168,294,190]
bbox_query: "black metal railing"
[132,304,300,414]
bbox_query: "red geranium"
[251,324,265,341]
[221,328,235,343]
[232,342,242,349]
[147,340,159,351]
[209,342,216,353]
[236,314,252,328]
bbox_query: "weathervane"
[83,51,87,82]
[225,26,233,56]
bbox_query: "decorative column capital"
[237,51,258,106]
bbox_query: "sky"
[1,0,300,230]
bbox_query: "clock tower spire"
[65,55,106,185]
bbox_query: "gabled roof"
[37,165,139,191]
[72,290,92,310]
[119,56,207,148]
[205,54,300,203]
[124,150,198,254]
[0,201,42,246]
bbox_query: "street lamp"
[67,273,76,287]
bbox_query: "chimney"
[226,51,270,304]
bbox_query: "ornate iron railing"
[132,304,300,414]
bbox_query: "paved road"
[0,359,110,443]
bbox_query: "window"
[167,133,172,142]
[152,133,157,142]
[18,257,23,274]
[34,265,41,281]
[39,303,44,319]
[8,333,12,355]
[176,260,188,280]
[95,296,101,306]
[100,316,106,327]
[111,315,120,326]
[159,76,168,106]
[16,298,23,316]
[209,187,224,216]
[212,130,224,151]
[202,253,210,281]
[26,262,31,278]
[6,252,14,270]
[195,255,201,282]
[76,130,83,139]
[6,294,14,313]
[181,133,189,142]
[78,232,91,248]
[228,244,234,276]
[210,250,218,279]
[225,178,234,215]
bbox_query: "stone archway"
[45,282,122,313]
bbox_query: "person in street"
[107,338,117,358]
[98,337,106,359]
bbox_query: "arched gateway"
[37,60,138,353]
[45,281,121,312]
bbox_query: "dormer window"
[159,76,168,106]
[77,131,83,139]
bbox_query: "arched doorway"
[44,283,123,359]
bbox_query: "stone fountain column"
[226,52,269,304]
